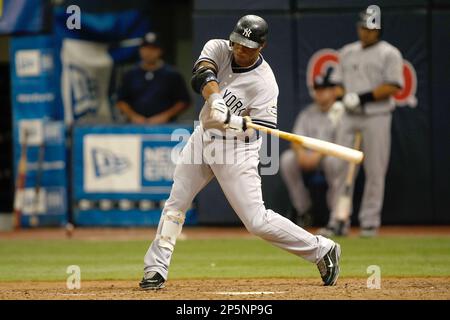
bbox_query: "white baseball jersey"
[280,104,339,216]
[196,39,278,136]
[331,40,404,114]
[293,103,336,142]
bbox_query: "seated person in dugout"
[116,32,191,124]
[280,69,343,227]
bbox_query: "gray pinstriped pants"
[328,112,392,229]
[144,125,334,280]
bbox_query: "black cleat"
[296,210,313,228]
[317,243,341,286]
[360,227,378,238]
[335,221,348,236]
[139,271,165,290]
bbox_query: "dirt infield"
[0,277,449,300]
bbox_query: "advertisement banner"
[10,35,68,227]
[72,124,195,226]
[52,6,152,123]
[12,120,67,227]
[84,134,141,193]
[61,39,113,123]
[10,35,56,120]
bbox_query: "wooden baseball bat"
[246,122,364,164]
[335,131,363,235]
[13,130,30,230]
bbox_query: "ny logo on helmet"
[242,28,252,38]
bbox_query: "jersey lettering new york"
[223,89,245,115]
[195,39,279,132]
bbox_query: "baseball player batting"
[139,15,341,290]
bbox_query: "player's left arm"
[371,83,401,100]
[294,146,323,171]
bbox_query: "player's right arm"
[192,61,220,100]
[291,138,323,171]
[191,61,231,125]
[294,146,323,171]
[191,42,249,132]
[191,39,224,101]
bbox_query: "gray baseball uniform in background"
[280,103,338,215]
[329,40,404,229]
[143,39,335,280]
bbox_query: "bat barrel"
[300,136,364,164]
[247,122,364,164]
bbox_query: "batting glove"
[226,115,251,133]
[328,101,345,127]
[342,93,361,113]
[209,93,230,124]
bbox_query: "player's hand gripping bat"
[246,122,364,164]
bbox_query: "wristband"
[358,92,375,105]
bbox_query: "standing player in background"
[280,69,342,226]
[321,10,404,237]
[139,15,341,290]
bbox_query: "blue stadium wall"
[193,0,450,225]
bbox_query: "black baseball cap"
[313,68,335,89]
[140,32,162,48]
